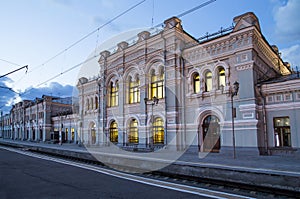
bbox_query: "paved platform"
[1,139,300,193]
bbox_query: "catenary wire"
[27,0,147,74]
[18,0,217,98]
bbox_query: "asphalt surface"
[0,148,203,199]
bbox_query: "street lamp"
[231,81,239,159]
[144,96,159,149]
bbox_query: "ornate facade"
[1,12,299,157]
[76,12,297,156]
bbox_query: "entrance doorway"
[201,115,220,152]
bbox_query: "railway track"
[1,143,298,198]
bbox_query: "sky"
[0,0,299,113]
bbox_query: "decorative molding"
[236,64,253,71]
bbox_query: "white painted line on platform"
[0,146,254,199]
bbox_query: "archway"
[200,115,220,152]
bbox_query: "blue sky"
[0,0,299,113]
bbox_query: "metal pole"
[151,102,154,148]
[0,65,28,79]
[145,99,148,147]
[231,94,236,159]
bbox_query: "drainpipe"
[180,54,187,151]
[161,32,168,148]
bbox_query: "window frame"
[218,67,226,90]
[273,117,291,147]
[150,71,164,99]
[152,117,164,144]
[109,81,119,107]
[204,71,212,92]
[129,77,140,104]
[109,121,118,143]
[193,73,200,93]
[128,119,138,144]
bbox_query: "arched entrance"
[200,115,220,152]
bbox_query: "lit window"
[109,121,118,143]
[273,117,291,147]
[218,67,225,90]
[205,71,212,92]
[150,70,164,99]
[129,77,140,104]
[109,81,119,107]
[71,128,75,141]
[128,119,138,144]
[152,117,164,144]
[193,73,200,93]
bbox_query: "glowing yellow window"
[71,128,75,141]
[218,68,225,90]
[205,71,212,92]
[153,117,164,144]
[129,78,140,104]
[193,73,200,93]
[109,82,119,107]
[109,121,118,143]
[128,119,138,143]
[150,72,164,99]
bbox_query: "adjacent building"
[1,95,78,143]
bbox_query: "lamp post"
[231,81,239,159]
[144,96,159,148]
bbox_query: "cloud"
[281,44,300,69]
[20,82,76,100]
[273,0,300,42]
[0,81,77,114]
[0,77,17,114]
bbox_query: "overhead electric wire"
[153,0,216,27]
[20,0,216,97]
[28,0,147,74]
[0,86,20,94]
[34,55,98,88]
[0,58,21,66]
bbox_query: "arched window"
[109,81,118,107]
[86,98,90,110]
[193,73,200,93]
[218,67,225,90]
[150,69,164,99]
[109,121,118,143]
[205,71,212,92]
[129,77,140,104]
[95,96,98,109]
[128,119,138,144]
[90,98,94,110]
[152,117,164,144]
